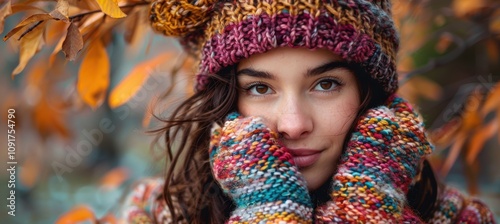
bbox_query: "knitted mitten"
[210,112,313,223]
[315,95,433,223]
[429,186,497,223]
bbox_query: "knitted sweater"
[108,96,496,223]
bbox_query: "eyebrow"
[307,61,351,77]
[236,61,351,79]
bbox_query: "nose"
[275,97,313,140]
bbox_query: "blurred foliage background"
[0,0,499,223]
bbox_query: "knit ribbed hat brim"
[150,1,399,94]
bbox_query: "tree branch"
[400,29,490,84]
[16,1,151,41]
[69,1,150,22]
[18,20,43,40]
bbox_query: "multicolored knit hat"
[149,0,399,94]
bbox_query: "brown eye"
[319,81,333,90]
[248,84,273,95]
[255,85,269,94]
[313,79,339,91]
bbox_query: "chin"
[303,175,327,191]
[307,184,319,191]
[301,166,334,192]
[307,183,325,191]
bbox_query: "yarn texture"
[110,95,496,223]
[149,0,399,94]
[209,113,313,223]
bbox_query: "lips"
[287,149,322,168]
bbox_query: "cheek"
[304,104,358,190]
[238,102,279,131]
[321,102,359,136]
[237,99,246,115]
[237,98,257,117]
[238,98,274,121]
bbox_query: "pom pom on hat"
[150,0,216,37]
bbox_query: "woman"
[109,0,496,223]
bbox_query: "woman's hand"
[210,112,313,223]
[315,96,432,223]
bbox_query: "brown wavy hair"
[151,63,389,223]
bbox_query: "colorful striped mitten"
[315,95,433,223]
[209,112,313,223]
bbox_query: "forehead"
[237,47,343,71]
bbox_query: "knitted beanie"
[149,0,399,94]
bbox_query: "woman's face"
[236,47,361,190]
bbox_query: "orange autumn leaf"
[481,82,500,116]
[3,13,52,41]
[142,104,153,128]
[481,89,500,147]
[11,4,46,14]
[452,0,488,18]
[81,14,118,45]
[109,53,173,108]
[94,0,126,18]
[181,55,196,75]
[73,0,99,11]
[440,132,466,178]
[485,39,499,63]
[55,205,96,224]
[55,0,69,17]
[33,97,71,139]
[180,56,196,95]
[142,95,161,128]
[19,157,40,188]
[393,2,428,60]
[45,19,67,45]
[460,90,482,130]
[397,55,414,73]
[0,1,12,34]
[398,76,442,103]
[25,57,48,88]
[123,8,140,44]
[79,12,105,35]
[391,0,412,26]
[0,95,18,126]
[497,108,500,145]
[49,0,69,22]
[412,76,442,101]
[77,39,110,109]
[62,22,83,61]
[12,20,47,77]
[124,7,149,50]
[435,33,453,53]
[465,119,498,165]
[49,35,64,66]
[490,9,500,34]
[429,117,462,147]
[434,15,446,27]
[99,167,129,190]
